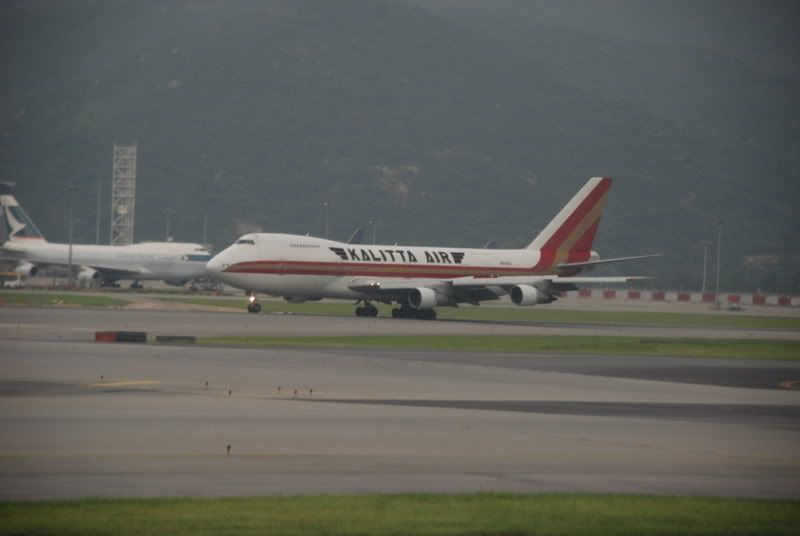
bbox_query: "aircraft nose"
[206,254,224,274]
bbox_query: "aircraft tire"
[417,309,437,321]
[394,307,410,319]
[247,303,261,314]
[357,304,378,318]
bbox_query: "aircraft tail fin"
[0,182,46,243]
[527,177,611,267]
[346,227,365,245]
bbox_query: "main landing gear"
[246,293,261,313]
[355,301,378,317]
[391,304,437,320]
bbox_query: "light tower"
[110,142,137,246]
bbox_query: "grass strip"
[0,291,129,307]
[201,334,800,360]
[157,297,800,331]
[1,493,798,536]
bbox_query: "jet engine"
[510,284,552,306]
[408,287,453,310]
[14,261,38,277]
[163,279,189,287]
[76,267,101,287]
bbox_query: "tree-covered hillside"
[1,0,798,291]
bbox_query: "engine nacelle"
[163,279,188,287]
[510,284,551,306]
[408,287,452,310]
[14,261,38,277]
[77,267,101,287]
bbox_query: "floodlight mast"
[110,142,137,246]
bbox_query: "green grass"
[1,493,797,536]
[0,291,129,307]
[157,297,800,331]
[158,296,247,309]
[438,307,800,331]
[200,334,800,360]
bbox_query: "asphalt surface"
[0,306,798,499]
[332,349,800,390]
[2,305,799,341]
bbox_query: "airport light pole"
[65,184,79,288]
[714,221,723,308]
[163,208,175,241]
[323,201,331,239]
[369,218,381,244]
[700,240,712,293]
[95,181,102,244]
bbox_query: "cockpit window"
[236,239,255,245]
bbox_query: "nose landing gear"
[246,293,261,313]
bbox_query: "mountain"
[1,0,798,291]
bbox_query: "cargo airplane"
[0,183,212,287]
[207,177,655,319]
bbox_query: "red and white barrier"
[579,289,798,306]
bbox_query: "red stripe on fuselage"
[225,259,544,279]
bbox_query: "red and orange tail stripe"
[531,177,612,272]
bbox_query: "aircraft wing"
[453,275,650,287]
[348,277,451,294]
[348,275,650,304]
[0,241,148,279]
[84,265,146,280]
[347,277,503,305]
[21,260,145,281]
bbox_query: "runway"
[2,305,799,341]
[0,306,798,499]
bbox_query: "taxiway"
[0,306,798,499]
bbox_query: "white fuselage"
[204,178,648,316]
[4,239,211,282]
[207,233,571,300]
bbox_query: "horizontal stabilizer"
[449,275,652,287]
[557,253,662,270]
[550,276,653,284]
